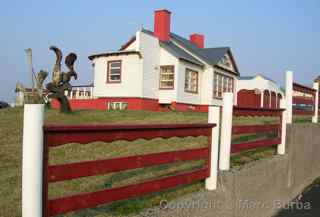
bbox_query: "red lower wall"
[51,98,209,113]
[51,98,107,110]
[171,102,209,112]
[237,90,261,108]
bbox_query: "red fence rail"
[43,123,215,217]
[293,82,316,116]
[231,107,284,153]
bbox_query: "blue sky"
[0,0,319,102]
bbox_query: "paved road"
[275,184,320,217]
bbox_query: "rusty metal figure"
[46,46,77,113]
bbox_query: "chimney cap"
[154,9,171,14]
[190,33,204,37]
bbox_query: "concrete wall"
[143,124,320,217]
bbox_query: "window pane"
[110,62,121,68]
[213,73,218,97]
[223,77,227,92]
[110,69,121,75]
[218,75,222,97]
[110,75,120,80]
[184,70,190,90]
[185,69,198,93]
[228,78,233,92]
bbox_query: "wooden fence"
[21,70,320,217]
[292,82,317,116]
[42,123,215,217]
[232,107,283,153]
[218,93,286,170]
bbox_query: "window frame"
[184,68,199,94]
[107,60,122,83]
[213,71,234,99]
[159,65,175,90]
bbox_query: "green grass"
[293,115,313,123]
[0,107,278,217]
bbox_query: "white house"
[87,9,240,112]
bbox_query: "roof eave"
[226,49,240,75]
[88,51,142,61]
[179,58,204,68]
[214,65,240,76]
[119,36,136,51]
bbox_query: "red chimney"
[154,9,171,41]
[190,34,205,48]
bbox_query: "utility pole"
[25,48,35,88]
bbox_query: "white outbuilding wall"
[92,55,143,98]
[236,75,282,94]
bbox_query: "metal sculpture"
[46,46,77,113]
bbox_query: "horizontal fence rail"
[49,169,207,215]
[231,107,283,153]
[292,82,316,116]
[48,147,209,182]
[292,109,315,116]
[293,82,317,95]
[44,124,213,146]
[293,96,315,105]
[232,124,280,135]
[233,107,284,117]
[43,123,215,217]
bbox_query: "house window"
[107,60,121,83]
[213,73,218,97]
[184,68,198,93]
[213,72,234,98]
[159,65,174,89]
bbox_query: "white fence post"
[312,82,319,123]
[22,104,44,217]
[205,106,221,190]
[277,99,287,155]
[219,93,233,171]
[285,70,293,124]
